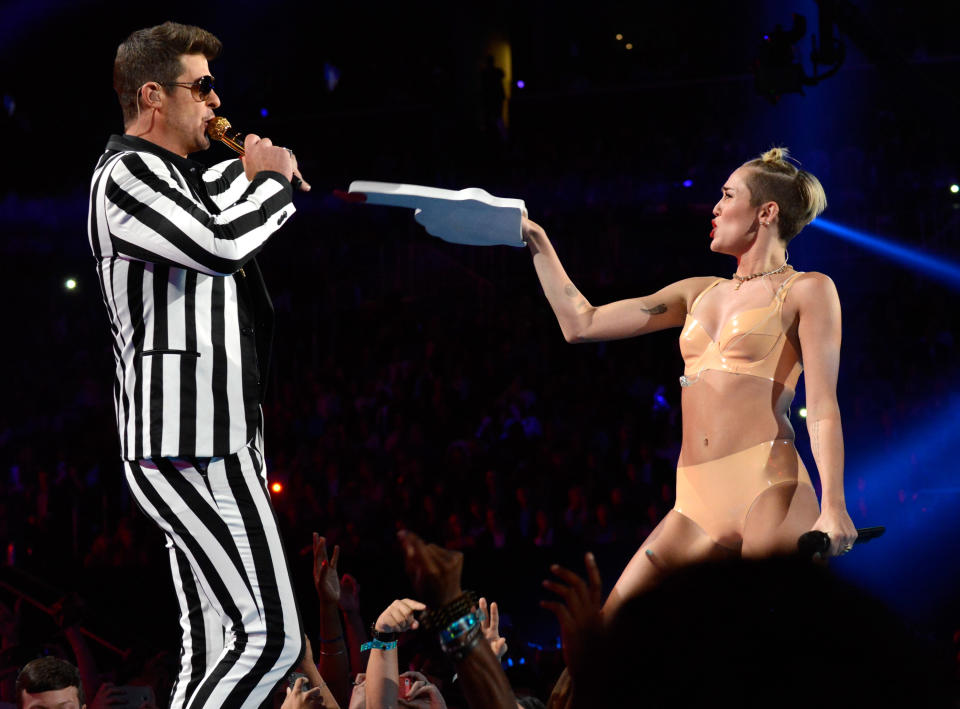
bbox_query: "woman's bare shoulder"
[791,271,840,301]
[789,272,842,324]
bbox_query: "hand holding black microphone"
[207,116,310,191]
[798,525,885,559]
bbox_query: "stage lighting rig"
[753,1,847,104]
[753,14,809,103]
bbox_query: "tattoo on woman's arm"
[642,304,667,315]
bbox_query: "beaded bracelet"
[438,609,485,645]
[439,623,483,662]
[421,591,479,633]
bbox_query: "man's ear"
[140,82,162,108]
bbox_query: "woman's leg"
[602,510,738,619]
[741,482,820,558]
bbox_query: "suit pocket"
[141,349,201,357]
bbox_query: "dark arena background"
[1,0,959,704]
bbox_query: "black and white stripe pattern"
[168,543,225,708]
[88,135,293,459]
[125,443,303,709]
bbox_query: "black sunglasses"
[160,75,216,101]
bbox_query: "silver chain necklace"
[732,253,790,290]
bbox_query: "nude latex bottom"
[674,439,814,550]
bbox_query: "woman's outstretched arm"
[795,272,857,557]
[523,217,707,342]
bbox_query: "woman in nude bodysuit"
[524,148,858,616]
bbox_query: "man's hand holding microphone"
[241,133,311,191]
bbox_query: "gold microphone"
[206,116,245,155]
[207,116,304,190]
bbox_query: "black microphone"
[797,526,886,557]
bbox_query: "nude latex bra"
[678,272,805,391]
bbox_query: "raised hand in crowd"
[86,682,159,709]
[397,530,515,709]
[376,599,425,635]
[338,573,367,676]
[397,670,446,709]
[339,574,360,615]
[281,676,328,709]
[544,669,572,709]
[313,533,352,709]
[540,552,603,709]
[314,533,343,605]
[540,553,602,674]
[297,636,342,708]
[363,598,427,709]
[398,531,463,608]
[52,593,102,702]
[478,598,507,660]
[349,670,448,709]
[89,682,128,709]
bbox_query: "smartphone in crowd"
[113,685,156,709]
[286,671,311,692]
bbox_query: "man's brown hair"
[16,657,85,707]
[113,21,222,126]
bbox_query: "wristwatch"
[369,625,399,644]
[360,625,400,653]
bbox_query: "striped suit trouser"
[124,438,303,709]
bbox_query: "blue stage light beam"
[810,218,960,289]
[829,389,960,627]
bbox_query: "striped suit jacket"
[88,134,295,460]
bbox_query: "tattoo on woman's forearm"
[642,304,667,315]
[564,283,579,298]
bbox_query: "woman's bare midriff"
[678,369,796,467]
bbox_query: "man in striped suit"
[88,22,307,708]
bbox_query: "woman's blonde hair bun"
[760,146,789,165]
[741,146,826,243]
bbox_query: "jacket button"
[241,327,254,336]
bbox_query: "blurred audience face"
[535,510,548,531]
[15,658,84,709]
[19,686,82,709]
